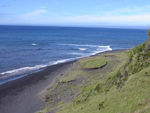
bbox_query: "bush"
[147,29,150,37]
[98,102,104,110]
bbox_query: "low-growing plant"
[95,84,101,92]
[98,102,105,110]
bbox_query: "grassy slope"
[37,30,150,113]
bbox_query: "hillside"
[37,29,150,113]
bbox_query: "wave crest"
[32,43,38,46]
[78,48,87,51]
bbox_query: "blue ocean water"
[0,25,148,85]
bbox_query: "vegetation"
[80,57,107,69]
[147,28,150,37]
[37,29,150,113]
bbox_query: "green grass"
[80,57,107,69]
[55,65,150,113]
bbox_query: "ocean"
[0,25,148,85]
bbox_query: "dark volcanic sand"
[0,61,74,113]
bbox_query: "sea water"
[0,25,148,85]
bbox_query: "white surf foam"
[50,57,80,65]
[69,52,85,56]
[32,43,38,46]
[97,45,112,51]
[90,45,112,55]
[60,44,100,47]
[78,48,87,51]
[0,65,47,79]
[60,44,113,51]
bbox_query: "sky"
[0,0,150,28]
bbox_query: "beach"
[0,49,127,113]
[0,61,75,113]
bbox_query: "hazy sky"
[1,0,150,27]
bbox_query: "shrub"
[98,102,104,110]
[95,84,101,92]
[147,29,150,37]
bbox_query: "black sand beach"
[0,49,127,113]
[0,61,75,113]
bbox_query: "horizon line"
[0,24,149,30]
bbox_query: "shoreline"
[0,49,125,86]
[0,60,75,113]
[0,49,128,113]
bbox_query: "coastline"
[0,61,75,113]
[0,49,127,113]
